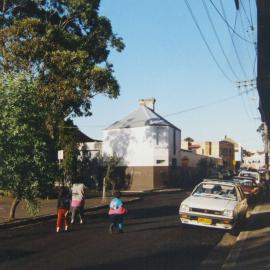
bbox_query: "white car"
[238,170,261,184]
[179,179,248,230]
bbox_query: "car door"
[237,186,248,216]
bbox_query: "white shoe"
[56,227,60,233]
[80,219,83,224]
[65,226,68,231]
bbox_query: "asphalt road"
[0,192,225,270]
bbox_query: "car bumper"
[179,212,234,230]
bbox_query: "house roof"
[76,130,101,143]
[105,105,181,131]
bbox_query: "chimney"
[139,98,156,111]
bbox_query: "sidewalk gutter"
[0,197,141,230]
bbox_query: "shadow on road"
[66,245,212,270]
[0,249,36,265]
[245,212,270,231]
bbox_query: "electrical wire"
[208,0,255,45]
[238,6,256,72]
[219,0,248,79]
[164,87,256,118]
[240,0,253,27]
[184,0,233,82]
[248,0,254,28]
[202,0,239,80]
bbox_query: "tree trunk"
[9,197,20,221]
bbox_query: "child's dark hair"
[114,191,121,198]
[58,186,69,198]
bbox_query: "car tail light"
[223,219,230,224]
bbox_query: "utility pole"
[263,123,269,180]
[257,0,270,180]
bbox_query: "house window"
[156,160,165,164]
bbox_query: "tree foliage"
[104,154,121,192]
[58,119,79,184]
[0,73,56,219]
[0,0,125,124]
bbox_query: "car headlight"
[180,204,189,212]
[223,209,234,217]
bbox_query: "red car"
[233,176,262,203]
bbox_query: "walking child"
[56,186,70,233]
[70,182,87,224]
[108,191,127,234]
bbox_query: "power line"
[248,0,254,28]
[208,0,255,45]
[164,87,256,118]
[202,0,239,80]
[184,0,233,82]
[219,0,248,79]
[238,6,256,72]
[240,0,253,27]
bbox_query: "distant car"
[233,176,261,203]
[179,179,248,231]
[238,170,261,184]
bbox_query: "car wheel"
[230,224,240,236]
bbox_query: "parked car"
[233,176,262,204]
[238,170,261,184]
[179,179,248,231]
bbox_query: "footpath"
[0,194,140,229]
[222,196,270,270]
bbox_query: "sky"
[74,0,263,151]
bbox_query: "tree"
[196,158,215,180]
[58,120,79,185]
[0,73,56,220]
[184,137,194,150]
[0,0,125,135]
[257,123,267,144]
[104,154,121,192]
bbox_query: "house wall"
[78,142,102,159]
[180,149,222,168]
[103,126,154,166]
[243,152,265,170]
[102,126,181,190]
[103,126,180,167]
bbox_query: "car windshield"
[239,172,259,180]
[234,178,254,187]
[192,183,237,201]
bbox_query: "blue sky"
[74,0,262,150]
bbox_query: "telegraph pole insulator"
[234,0,240,10]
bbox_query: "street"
[0,192,225,270]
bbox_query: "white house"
[102,99,181,190]
[243,151,265,170]
[58,130,102,161]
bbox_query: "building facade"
[102,99,181,190]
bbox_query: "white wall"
[102,126,181,167]
[243,152,265,170]
[235,144,243,162]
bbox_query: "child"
[70,182,87,224]
[56,186,70,233]
[108,191,127,234]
